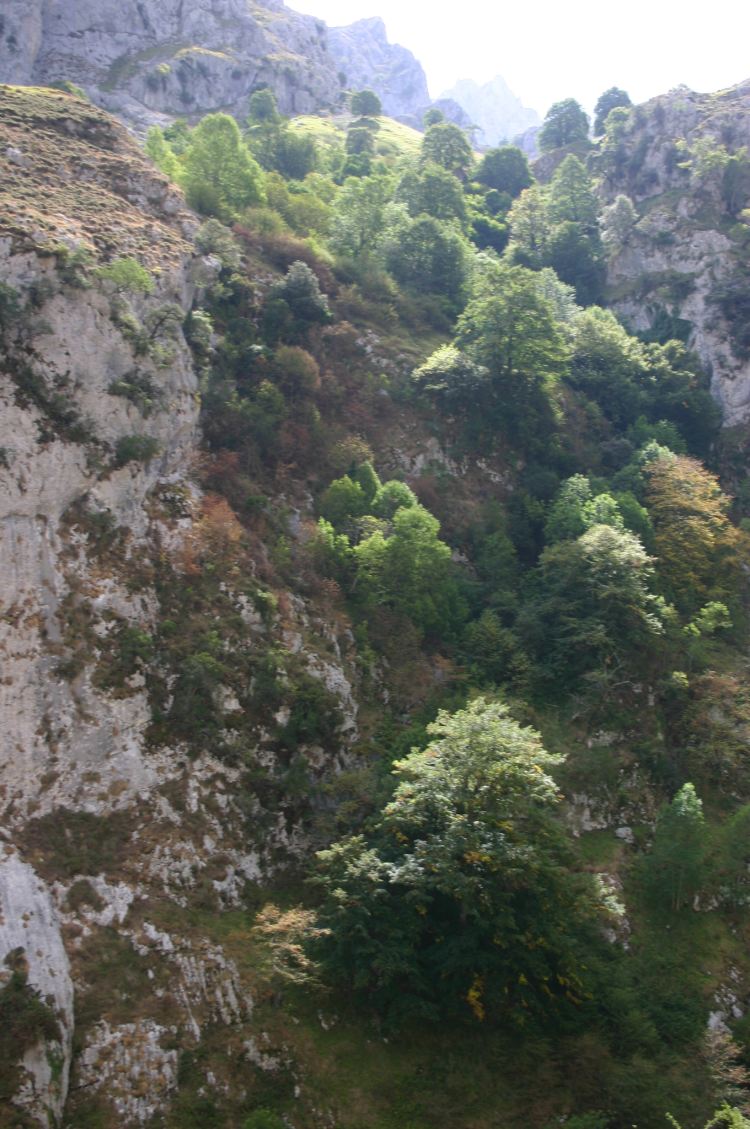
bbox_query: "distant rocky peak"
[440,74,540,148]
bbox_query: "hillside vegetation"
[1,83,750,1128]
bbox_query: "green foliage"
[266,260,331,339]
[54,243,94,287]
[520,523,666,691]
[108,369,161,416]
[453,262,569,436]
[145,125,180,178]
[420,122,474,177]
[507,185,551,269]
[354,504,467,638]
[642,784,708,911]
[179,113,265,220]
[193,219,240,267]
[547,219,605,305]
[345,125,376,157]
[475,146,532,197]
[319,475,368,527]
[548,156,599,226]
[397,162,468,225]
[384,214,469,308]
[520,156,605,304]
[601,193,638,252]
[275,130,318,180]
[412,343,488,403]
[722,149,750,215]
[0,281,20,332]
[114,435,160,467]
[539,99,590,152]
[95,256,154,295]
[545,475,593,543]
[0,951,60,1110]
[645,454,741,615]
[50,79,89,100]
[715,805,750,908]
[314,698,607,1026]
[329,174,393,257]
[350,89,382,117]
[248,89,282,124]
[463,610,523,684]
[244,1111,286,1129]
[593,87,632,136]
[568,308,719,453]
[353,460,381,505]
[372,480,418,520]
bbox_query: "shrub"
[108,370,161,416]
[270,261,331,327]
[0,282,20,332]
[114,435,161,467]
[350,89,382,116]
[0,951,60,1107]
[54,244,94,288]
[95,257,154,295]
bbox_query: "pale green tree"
[179,113,265,220]
[328,175,393,257]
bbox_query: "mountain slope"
[597,79,750,427]
[0,0,342,128]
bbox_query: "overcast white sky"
[289,0,750,116]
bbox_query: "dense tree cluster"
[136,89,750,1126]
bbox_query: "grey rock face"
[0,847,74,1126]
[0,0,341,127]
[430,97,477,135]
[439,75,540,148]
[327,16,431,126]
[597,80,750,426]
[0,87,365,1122]
[0,0,44,84]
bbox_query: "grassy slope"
[0,84,191,269]
[289,112,424,164]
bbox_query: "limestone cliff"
[595,80,750,426]
[0,0,341,129]
[0,86,360,1125]
[326,16,431,126]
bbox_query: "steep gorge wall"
[597,80,750,426]
[0,87,360,1125]
[0,0,342,129]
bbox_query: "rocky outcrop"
[0,85,365,1123]
[430,97,477,136]
[0,86,201,1120]
[439,74,540,148]
[327,16,431,126]
[596,80,750,426]
[0,0,341,130]
[0,847,74,1126]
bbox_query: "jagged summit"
[326,15,431,126]
[440,74,540,148]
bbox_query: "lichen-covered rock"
[0,0,341,129]
[0,89,365,1122]
[76,1019,179,1123]
[597,79,750,425]
[0,846,74,1126]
